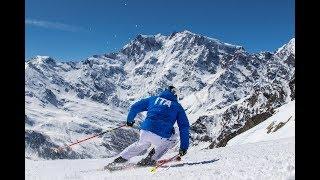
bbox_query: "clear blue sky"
[26,0,295,61]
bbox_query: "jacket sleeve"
[127,97,150,123]
[176,105,190,150]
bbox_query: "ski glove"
[179,149,187,156]
[126,121,134,127]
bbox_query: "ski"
[150,155,181,173]
[156,155,181,165]
[93,155,182,173]
[159,158,219,169]
[101,156,180,173]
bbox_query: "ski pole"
[53,124,127,152]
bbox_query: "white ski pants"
[120,129,178,160]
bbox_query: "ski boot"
[113,156,128,163]
[137,157,156,167]
[104,156,128,170]
[137,148,156,167]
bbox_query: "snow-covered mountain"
[25,30,295,159]
[227,100,295,146]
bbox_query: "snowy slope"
[227,100,295,146]
[25,137,295,180]
[25,31,295,159]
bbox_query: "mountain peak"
[179,29,195,35]
[119,30,246,60]
[121,33,163,56]
[274,38,295,62]
[172,30,245,52]
[286,38,295,52]
[28,55,57,66]
[276,38,295,55]
[32,55,50,61]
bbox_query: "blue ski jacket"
[127,89,190,150]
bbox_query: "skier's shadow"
[164,158,219,168]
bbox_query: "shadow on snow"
[164,158,220,168]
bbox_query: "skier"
[111,86,190,167]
